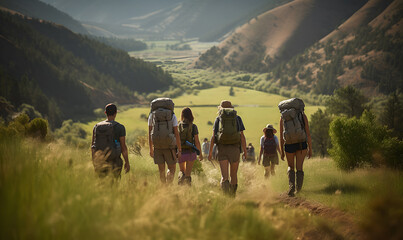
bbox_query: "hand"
[124,162,130,173]
[208,153,212,161]
[243,152,248,160]
[281,152,285,161]
[177,151,182,160]
[199,154,203,161]
[308,149,312,159]
[150,149,154,158]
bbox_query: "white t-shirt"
[148,113,178,127]
[260,135,279,147]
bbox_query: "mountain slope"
[41,0,290,41]
[0,11,173,127]
[195,0,367,70]
[0,0,88,34]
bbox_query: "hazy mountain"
[195,0,402,96]
[41,0,291,40]
[0,10,173,127]
[0,0,88,34]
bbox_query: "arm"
[240,131,247,160]
[208,135,215,161]
[303,114,312,159]
[148,126,154,158]
[194,134,203,161]
[258,146,263,165]
[119,136,130,173]
[279,117,285,160]
[173,126,182,160]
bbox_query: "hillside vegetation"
[0,11,173,127]
[195,0,402,97]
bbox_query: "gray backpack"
[278,98,307,144]
[150,98,176,149]
[93,121,120,162]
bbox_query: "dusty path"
[277,194,364,240]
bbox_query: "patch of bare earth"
[277,194,364,240]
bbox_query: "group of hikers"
[91,98,312,197]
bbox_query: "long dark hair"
[181,107,194,123]
[264,129,274,138]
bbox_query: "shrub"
[310,109,332,157]
[26,118,48,139]
[329,111,402,170]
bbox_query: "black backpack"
[93,121,120,162]
[263,137,277,156]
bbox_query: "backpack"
[278,98,307,144]
[179,121,194,149]
[263,137,277,156]
[216,108,241,145]
[93,121,121,162]
[150,98,176,149]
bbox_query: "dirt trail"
[277,194,364,240]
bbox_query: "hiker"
[91,103,130,179]
[177,107,203,185]
[208,100,247,197]
[258,124,282,178]
[148,98,182,184]
[278,98,312,197]
[245,143,256,163]
[201,138,210,159]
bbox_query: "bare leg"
[166,164,176,183]
[285,152,296,170]
[185,161,195,177]
[295,149,307,171]
[270,164,276,175]
[219,160,229,182]
[158,164,166,183]
[229,161,240,185]
[179,162,186,173]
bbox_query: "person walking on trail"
[258,124,282,178]
[148,98,182,184]
[177,107,203,186]
[201,138,210,159]
[208,100,247,197]
[278,98,312,197]
[245,143,256,163]
[91,103,130,179]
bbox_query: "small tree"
[229,86,235,96]
[326,85,368,118]
[310,109,332,157]
[380,91,403,139]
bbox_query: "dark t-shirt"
[213,115,245,135]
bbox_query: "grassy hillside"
[1,124,402,239]
[0,11,173,127]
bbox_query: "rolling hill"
[195,0,402,96]
[0,10,173,127]
[41,0,291,41]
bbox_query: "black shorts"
[285,142,307,153]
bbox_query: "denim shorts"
[285,142,307,153]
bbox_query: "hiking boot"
[264,167,270,179]
[296,170,304,193]
[221,180,230,195]
[287,168,296,197]
[184,176,192,186]
[178,171,185,185]
[229,184,238,197]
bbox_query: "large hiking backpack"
[179,121,194,149]
[263,137,277,156]
[93,121,120,162]
[278,98,306,144]
[216,108,241,145]
[150,98,176,149]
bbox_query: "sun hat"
[218,100,233,109]
[263,124,277,134]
